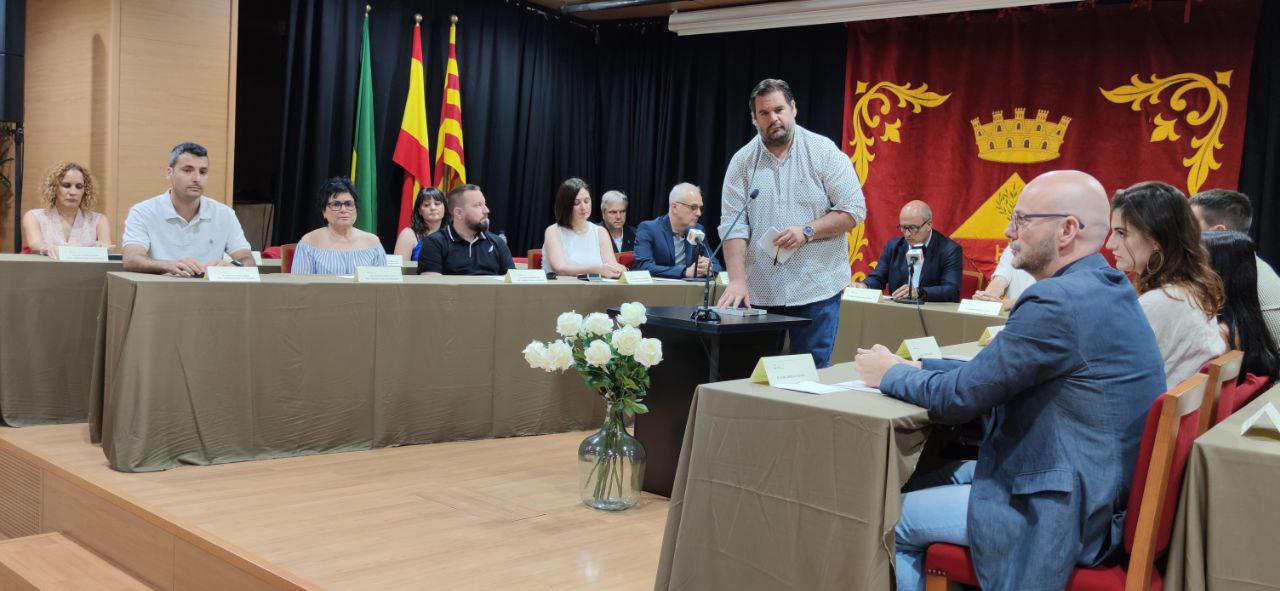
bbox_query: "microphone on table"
[692,188,758,322]
[898,246,925,305]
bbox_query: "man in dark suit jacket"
[600,190,637,253]
[856,171,1166,591]
[855,200,963,302]
[634,182,723,279]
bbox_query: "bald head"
[900,200,933,222]
[1008,170,1109,279]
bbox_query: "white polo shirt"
[122,192,251,262]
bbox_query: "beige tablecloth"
[1166,384,1280,591]
[653,344,989,590]
[0,254,122,426]
[831,299,1006,363]
[91,273,706,472]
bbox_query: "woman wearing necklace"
[22,162,111,256]
[541,177,626,278]
[291,177,387,275]
[392,186,446,261]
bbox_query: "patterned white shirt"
[719,125,866,306]
[122,192,251,262]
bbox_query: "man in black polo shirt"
[418,184,514,276]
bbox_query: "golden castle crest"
[970,108,1071,164]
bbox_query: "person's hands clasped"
[971,291,999,302]
[165,258,204,278]
[601,262,627,278]
[716,281,751,309]
[773,225,808,250]
[855,344,920,388]
[891,284,920,300]
[685,256,712,278]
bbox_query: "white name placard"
[958,298,1004,316]
[619,270,653,284]
[896,336,942,360]
[1241,402,1280,437]
[356,266,403,283]
[385,254,404,267]
[717,271,730,286]
[978,325,1006,346]
[55,246,109,262]
[843,287,883,303]
[206,266,261,282]
[505,269,548,284]
[750,354,819,386]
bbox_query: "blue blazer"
[862,231,964,302]
[882,253,1166,590]
[634,214,722,279]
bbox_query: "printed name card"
[958,298,1004,316]
[619,270,653,284]
[385,254,404,267]
[843,287,883,303]
[55,246,109,262]
[505,269,548,284]
[206,266,261,282]
[717,271,729,286]
[896,336,942,360]
[978,325,1006,346]
[749,354,819,386]
[1241,402,1280,438]
[252,251,263,265]
[356,266,403,283]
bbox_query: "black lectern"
[611,305,810,497]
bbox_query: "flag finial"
[365,4,371,15]
[451,15,458,24]
[414,13,422,23]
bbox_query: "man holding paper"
[716,78,866,368]
[854,200,963,302]
[855,171,1165,591]
[122,143,254,277]
[633,182,721,279]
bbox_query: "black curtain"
[265,0,846,255]
[1240,0,1280,263]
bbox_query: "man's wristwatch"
[802,225,815,242]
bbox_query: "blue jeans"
[896,460,975,591]
[762,291,842,369]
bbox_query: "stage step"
[0,532,148,590]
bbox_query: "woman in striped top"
[291,177,386,275]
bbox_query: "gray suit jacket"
[882,253,1166,591]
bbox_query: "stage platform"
[0,425,669,590]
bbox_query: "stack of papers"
[774,380,883,396]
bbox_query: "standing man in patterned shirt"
[716,78,866,368]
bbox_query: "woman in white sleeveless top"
[542,178,626,278]
[22,162,111,256]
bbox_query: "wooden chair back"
[281,243,298,274]
[1198,350,1242,435]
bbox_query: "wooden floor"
[0,425,670,590]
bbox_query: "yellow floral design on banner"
[847,221,873,282]
[1100,71,1233,194]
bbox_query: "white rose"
[546,340,574,371]
[522,341,549,370]
[583,312,614,337]
[556,312,584,338]
[617,302,647,327]
[634,338,663,368]
[612,326,642,356]
[584,339,613,368]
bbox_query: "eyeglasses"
[898,220,931,234]
[674,201,704,213]
[1008,212,1085,231]
[327,201,357,211]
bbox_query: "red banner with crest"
[841,0,1261,284]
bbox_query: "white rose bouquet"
[523,301,661,418]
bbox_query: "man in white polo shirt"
[122,142,254,276]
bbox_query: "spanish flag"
[393,17,432,233]
[434,16,466,193]
[350,6,377,234]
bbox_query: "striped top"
[291,242,386,275]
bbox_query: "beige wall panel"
[42,474,174,590]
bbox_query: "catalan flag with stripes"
[393,18,432,233]
[434,17,466,193]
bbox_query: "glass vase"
[578,399,646,511]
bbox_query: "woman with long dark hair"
[1203,230,1280,381]
[541,177,626,278]
[1107,181,1225,384]
[393,187,447,261]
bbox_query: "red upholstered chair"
[20,246,31,254]
[1198,350,1243,434]
[1217,373,1271,424]
[961,270,985,300]
[527,249,542,270]
[617,251,635,270]
[281,243,298,273]
[924,373,1209,591]
[262,246,282,259]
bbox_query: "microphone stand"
[691,188,758,322]
[897,248,924,305]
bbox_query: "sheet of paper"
[206,266,261,282]
[957,298,1003,316]
[356,266,403,283]
[758,227,798,266]
[829,380,883,394]
[942,354,975,362]
[774,381,845,395]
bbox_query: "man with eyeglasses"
[853,200,963,302]
[122,142,254,276]
[855,170,1165,591]
[634,182,721,279]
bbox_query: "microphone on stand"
[897,245,925,305]
[692,189,758,322]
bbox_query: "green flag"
[350,11,377,233]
